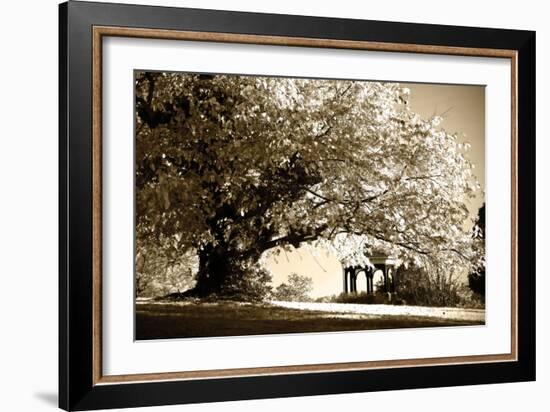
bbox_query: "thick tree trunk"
[176,243,246,298]
[174,241,268,299]
[193,244,236,296]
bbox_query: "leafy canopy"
[136,72,482,289]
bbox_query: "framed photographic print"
[59,1,536,410]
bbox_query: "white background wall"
[0,1,546,411]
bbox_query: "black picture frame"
[59,1,536,410]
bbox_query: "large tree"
[135,72,482,298]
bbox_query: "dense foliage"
[273,273,314,302]
[395,267,463,307]
[135,72,483,298]
[136,243,197,297]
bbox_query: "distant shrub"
[273,273,314,302]
[395,267,463,307]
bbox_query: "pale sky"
[265,82,485,297]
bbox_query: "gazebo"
[342,254,398,294]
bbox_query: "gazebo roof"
[341,253,399,268]
[368,255,398,265]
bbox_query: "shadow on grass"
[136,301,483,340]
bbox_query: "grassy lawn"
[136,302,483,340]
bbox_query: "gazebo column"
[342,267,348,294]
[370,270,374,293]
[350,268,356,293]
[366,268,373,294]
[383,264,388,292]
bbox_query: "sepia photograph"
[53,3,536,410]
[134,71,486,340]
